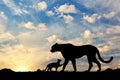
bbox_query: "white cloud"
[105,26,120,51]
[54,4,77,24]
[0,44,29,54]
[83,30,93,44]
[0,32,15,43]
[46,11,54,16]
[46,34,85,47]
[106,25,120,34]
[83,14,101,23]
[23,22,47,30]
[46,30,93,46]
[37,23,47,30]
[47,35,63,43]
[91,25,120,55]
[17,31,39,47]
[103,11,116,19]
[0,12,15,43]
[3,0,29,15]
[55,4,77,14]
[83,15,94,23]
[0,11,7,33]
[37,1,47,11]
[23,22,35,30]
[63,15,74,23]
[80,0,120,15]
[47,35,58,43]
[83,30,92,38]
[98,45,110,53]
[0,31,16,43]
[17,30,48,48]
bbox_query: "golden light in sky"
[15,66,29,72]
[12,63,32,72]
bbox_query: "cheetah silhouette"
[45,59,62,71]
[50,43,113,72]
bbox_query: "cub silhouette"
[45,59,62,71]
[50,43,113,72]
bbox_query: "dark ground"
[0,68,119,80]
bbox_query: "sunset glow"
[15,66,29,72]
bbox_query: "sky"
[0,0,119,72]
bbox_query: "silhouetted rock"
[102,68,113,72]
[36,69,42,72]
[0,68,14,72]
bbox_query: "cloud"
[63,15,74,23]
[0,44,29,54]
[91,25,120,55]
[17,30,49,48]
[80,0,120,15]
[46,29,93,45]
[52,4,77,24]
[98,45,110,53]
[0,11,7,33]
[47,35,63,43]
[46,10,55,16]
[0,32,15,43]
[23,22,35,30]
[37,23,48,30]
[103,11,116,19]
[83,30,92,38]
[55,4,77,14]
[47,35,57,43]
[23,22,47,30]
[106,25,120,34]
[3,0,29,15]
[82,30,93,44]
[0,21,16,43]
[17,31,38,47]
[0,12,15,43]
[83,13,101,23]
[105,26,120,51]
[37,1,47,11]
